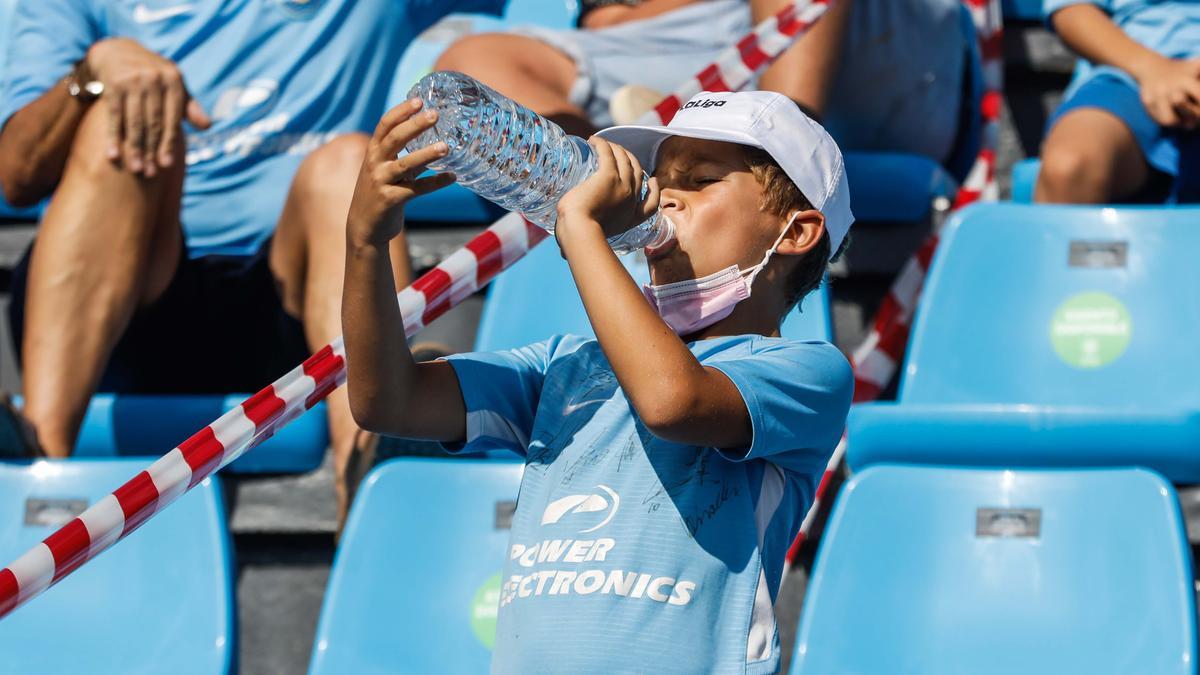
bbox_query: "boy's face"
[647,137,804,286]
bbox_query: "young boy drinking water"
[342,88,854,674]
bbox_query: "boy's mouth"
[645,236,678,261]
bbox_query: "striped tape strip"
[0,0,832,621]
[848,0,1003,404]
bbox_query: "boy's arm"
[342,99,466,441]
[1052,3,1200,126]
[554,138,753,449]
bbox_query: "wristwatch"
[66,57,104,102]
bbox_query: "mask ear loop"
[743,210,802,287]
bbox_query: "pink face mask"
[643,213,797,336]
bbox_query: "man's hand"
[86,37,212,177]
[556,136,659,244]
[1132,56,1200,128]
[346,99,456,249]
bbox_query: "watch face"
[84,81,105,97]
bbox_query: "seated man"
[432,0,969,166]
[1036,0,1200,204]
[0,0,501,524]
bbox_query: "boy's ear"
[775,209,825,257]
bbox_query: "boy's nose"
[657,187,682,212]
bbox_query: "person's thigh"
[1039,107,1151,200]
[435,33,579,109]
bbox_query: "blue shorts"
[1048,68,1200,203]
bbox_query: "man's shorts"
[518,0,968,163]
[1048,67,1200,203]
[9,241,309,394]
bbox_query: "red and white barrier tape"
[849,0,1003,403]
[0,0,833,621]
[786,0,1005,565]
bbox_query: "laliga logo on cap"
[541,485,620,534]
[681,98,727,111]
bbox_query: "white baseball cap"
[596,90,853,259]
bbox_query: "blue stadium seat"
[0,0,45,221]
[791,465,1195,675]
[309,458,523,675]
[24,394,328,473]
[1010,157,1040,203]
[474,242,833,351]
[850,203,1200,481]
[1002,0,1044,21]
[799,203,1200,672]
[0,459,234,674]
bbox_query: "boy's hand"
[1133,56,1200,128]
[556,136,660,243]
[346,98,456,248]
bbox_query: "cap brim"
[594,124,763,173]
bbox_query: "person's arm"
[0,80,87,206]
[553,138,752,448]
[753,0,852,119]
[0,37,213,204]
[342,99,465,440]
[1052,3,1200,127]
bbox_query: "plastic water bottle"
[405,71,673,254]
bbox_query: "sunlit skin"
[341,101,829,452]
[639,136,826,341]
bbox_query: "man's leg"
[269,134,413,526]
[1035,108,1151,203]
[20,104,184,457]
[434,33,595,137]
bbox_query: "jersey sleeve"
[706,340,853,475]
[439,336,561,456]
[1,0,102,132]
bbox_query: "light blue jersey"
[1044,0,1200,61]
[0,0,504,257]
[443,334,853,674]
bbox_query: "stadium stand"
[792,203,1200,672]
[0,459,234,674]
[308,458,523,675]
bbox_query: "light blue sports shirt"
[0,0,504,257]
[443,334,853,674]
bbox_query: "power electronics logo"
[540,485,619,534]
[501,485,697,608]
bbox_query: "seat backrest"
[0,459,233,674]
[25,394,328,473]
[792,464,1196,675]
[473,239,833,352]
[309,458,523,675]
[899,203,1200,408]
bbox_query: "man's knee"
[292,133,368,199]
[68,104,185,188]
[1038,145,1109,197]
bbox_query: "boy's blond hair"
[741,146,844,311]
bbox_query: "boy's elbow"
[348,395,401,436]
[636,388,701,443]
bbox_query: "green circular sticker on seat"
[470,572,502,649]
[1050,292,1131,368]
